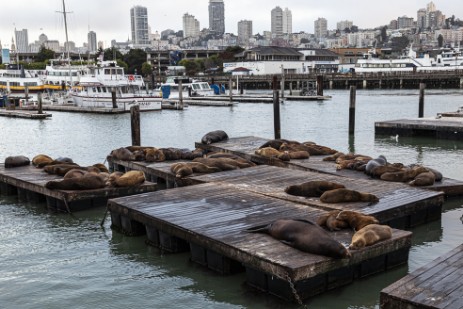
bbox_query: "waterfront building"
[209,0,225,36]
[87,31,97,53]
[64,41,76,53]
[238,20,253,45]
[337,20,353,31]
[130,5,150,46]
[14,29,29,53]
[283,8,292,34]
[183,13,200,38]
[271,6,283,36]
[398,16,414,29]
[315,18,328,38]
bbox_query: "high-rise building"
[271,6,283,36]
[15,29,29,52]
[209,0,225,36]
[87,31,97,52]
[397,16,414,29]
[238,20,253,45]
[282,8,292,34]
[183,13,200,38]
[314,18,328,38]
[130,5,150,46]
[337,20,353,31]
[417,8,427,30]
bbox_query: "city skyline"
[0,0,461,48]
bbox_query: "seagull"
[390,134,399,142]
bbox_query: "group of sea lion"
[170,152,255,178]
[25,154,146,190]
[325,152,442,187]
[284,180,379,204]
[248,210,391,259]
[255,139,338,162]
[109,146,205,162]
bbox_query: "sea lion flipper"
[246,224,270,233]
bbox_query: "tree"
[178,59,199,76]
[36,45,55,62]
[390,36,410,52]
[123,48,147,74]
[141,62,152,77]
[103,47,123,61]
[93,47,104,62]
[381,26,388,42]
[438,34,444,48]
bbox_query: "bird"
[390,134,399,142]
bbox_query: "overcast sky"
[0,0,461,48]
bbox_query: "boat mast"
[58,0,72,87]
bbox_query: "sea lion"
[112,170,145,187]
[43,163,81,176]
[201,130,229,144]
[287,150,310,160]
[348,224,392,250]
[320,188,379,204]
[63,169,87,179]
[32,154,54,167]
[285,181,345,198]
[45,173,107,190]
[365,155,387,176]
[302,143,338,155]
[110,147,143,161]
[193,157,254,170]
[426,167,443,182]
[322,152,345,162]
[259,139,295,150]
[336,156,372,170]
[369,164,403,178]
[247,218,351,259]
[409,171,436,186]
[92,163,109,173]
[53,157,74,164]
[170,162,221,178]
[4,156,30,168]
[335,210,380,231]
[106,171,124,187]
[317,210,349,231]
[254,147,290,161]
[380,168,418,182]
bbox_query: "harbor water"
[0,89,462,308]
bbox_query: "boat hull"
[71,95,162,111]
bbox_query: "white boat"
[435,47,463,67]
[354,46,463,73]
[0,64,44,93]
[70,61,162,111]
[42,58,89,91]
[160,76,216,99]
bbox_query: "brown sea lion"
[365,155,387,176]
[201,130,229,144]
[320,188,379,204]
[425,167,443,182]
[336,156,372,170]
[170,162,221,178]
[380,168,417,182]
[285,181,345,198]
[322,152,345,162]
[45,173,107,190]
[32,154,54,167]
[43,163,81,176]
[288,150,310,160]
[110,147,143,161]
[255,147,290,161]
[112,170,145,187]
[302,143,338,155]
[316,210,349,231]
[63,169,87,179]
[369,164,403,178]
[106,171,124,187]
[4,156,30,168]
[348,224,392,250]
[279,142,312,153]
[409,171,436,186]
[92,163,109,173]
[335,210,380,231]
[247,219,351,259]
[259,139,295,150]
[205,152,255,166]
[193,157,254,170]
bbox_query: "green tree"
[178,59,199,76]
[94,47,104,62]
[36,45,55,62]
[123,48,147,74]
[390,36,410,52]
[141,62,152,77]
[438,34,444,47]
[104,47,123,61]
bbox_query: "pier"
[0,164,157,212]
[380,244,463,309]
[0,109,52,119]
[107,182,412,302]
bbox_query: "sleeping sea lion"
[320,188,379,204]
[112,170,145,187]
[348,224,392,250]
[4,156,30,168]
[255,147,290,161]
[63,169,87,179]
[45,173,107,190]
[365,155,387,176]
[335,210,380,231]
[284,180,345,198]
[201,130,229,144]
[193,157,254,170]
[409,171,436,186]
[170,162,221,178]
[316,210,349,231]
[32,154,54,167]
[247,218,351,259]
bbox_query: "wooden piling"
[317,75,324,96]
[419,83,425,118]
[178,80,184,109]
[130,105,141,146]
[349,85,356,134]
[37,92,43,114]
[111,88,117,108]
[280,67,285,99]
[229,76,233,102]
[273,75,281,139]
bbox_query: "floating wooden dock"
[380,244,463,309]
[375,117,463,140]
[22,105,128,114]
[0,109,52,119]
[195,136,463,196]
[0,164,157,212]
[107,182,412,302]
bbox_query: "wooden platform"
[0,164,157,212]
[0,109,52,119]
[194,136,463,196]
[375,117,463,140]
[107,182,412,301]
[190,165,444,229]
[380,244,463,309]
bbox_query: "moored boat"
[0,64,44,93]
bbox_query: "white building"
[337,20,353,31]
[315,18,328,38]
[271,6,283,36]
[15,29,29,52]
[87,31,97,53]
[238,20,253,45]
[183,13,200,38]
[130,5,150,46]
[283,8,292,34]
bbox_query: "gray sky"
[0,0,461,48]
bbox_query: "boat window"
[92,87,96,92]
[102,87,107,93]
[104,69,111,75]
[97,87,101,93]
[117,69,123,75]
[200,83,210,90]
[192,84,200,90]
